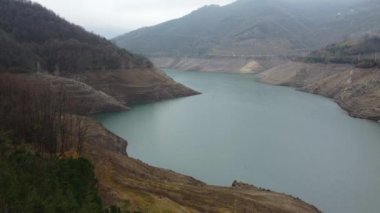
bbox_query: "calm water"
[96,70,380,213]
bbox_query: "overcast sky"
[32,0,235,38]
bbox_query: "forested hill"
[302,35,380,68]
[309,36,380,59]
[0,0,152,73]
[113,0,380,57]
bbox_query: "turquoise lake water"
[96,70,380,213]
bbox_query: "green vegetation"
[0,73,102,212]
[0,133,103,213]
[0,74,132,212]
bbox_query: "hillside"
[304,36,380,68]
[113,0,380,57]
[257,36,380,120]
[0,1,324,212]
[0,136,105,213]
[0,71,320,212]
[0,0,197,113]
[0,0,151,73]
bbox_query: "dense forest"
[0,131,132,213]
[0,0,152,73]
[0,135,103,213]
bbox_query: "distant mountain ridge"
[113,0,380,57]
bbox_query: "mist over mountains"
[113,0,380,57]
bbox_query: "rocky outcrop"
[257,62,380,121]
[81,118,320,213]
[150,56,285,73]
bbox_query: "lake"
[96,70,380,213]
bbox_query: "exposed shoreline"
[30,64,319,211]
[150,56,287,73]
[82,117,321,212]
[152,56,380,122]
[46,57,377,211]
[256,61,380,122]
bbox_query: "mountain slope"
[0,0,198,112]
[0,0,151,73]
[114,0,318,56]
[305,35,380,68]
[257,36,380,120]
[114,0,380,57]
[0,1,322,211]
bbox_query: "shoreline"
[254,77,380,122]
[152,57,380,122]
[300,88,380,122]
[255,61,380,122]
[82,116,321,212]
[87,63,379,211]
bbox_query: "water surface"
[96,70,380,213]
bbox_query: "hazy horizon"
[31,0,236,38]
